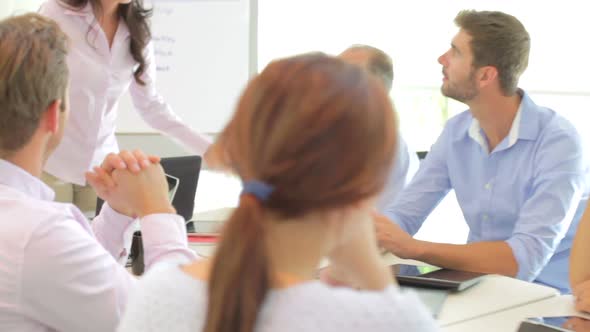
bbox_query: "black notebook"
[392,264,485,292]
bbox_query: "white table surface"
[443,295,590,332]
[188,237,561,329]
[189,171,563,328]
[437,275,559,326]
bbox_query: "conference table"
[188,232,563,330]
[188,171,588,331]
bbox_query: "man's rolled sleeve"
[506,234,555,281]
[506,124,585,282]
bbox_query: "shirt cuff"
[139,213,196,267]
[93,203,138,263]
[505,237,540,281]
[140,213,187,246]
[99,203,137,234]
[385,211,413,235]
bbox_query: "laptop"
[391,264,485,292]
[95,155,202,224]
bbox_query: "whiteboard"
[116,0,257,133]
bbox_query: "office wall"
[0,2,12,17]
[116,133,190,158]
[0,0,43,17]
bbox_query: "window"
[258,0,590,151]
[258,1,590,242]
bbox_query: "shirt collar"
[61,1,131,40]
[461,89,540,152]
[0,159,55,201]
[62,0,93,17]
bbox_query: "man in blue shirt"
[375,10,588,293]
[339,45,419,212]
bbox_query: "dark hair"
[455,10,530,95]
[344,44,394,91]
[0,13,69,155]
[60,0,152,85]
[203,53,398,332]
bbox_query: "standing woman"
[39,0,210,213]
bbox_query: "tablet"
[518,316,590,332]
[391,264,485,291]
[165,174,180,202]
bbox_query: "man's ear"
[476,66,498,89]
[41,100,62,134]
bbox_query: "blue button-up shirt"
[376,137,420,213]
[385,90,588,293]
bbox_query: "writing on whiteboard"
[117,0,252,133]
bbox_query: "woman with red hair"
[118,53,438,332]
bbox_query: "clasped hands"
[85,150,176,218]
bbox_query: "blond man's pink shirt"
[0,159,197,331]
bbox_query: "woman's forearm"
[570,204,590,286]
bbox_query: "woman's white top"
[40,0,211,185]
[117,264,440,332]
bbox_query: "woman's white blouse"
[117,264,440,332]
[40,0,211,185]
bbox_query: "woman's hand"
[574,279,590,313]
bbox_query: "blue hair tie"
[241,180,274,202]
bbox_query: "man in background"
[339,45,420,212]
